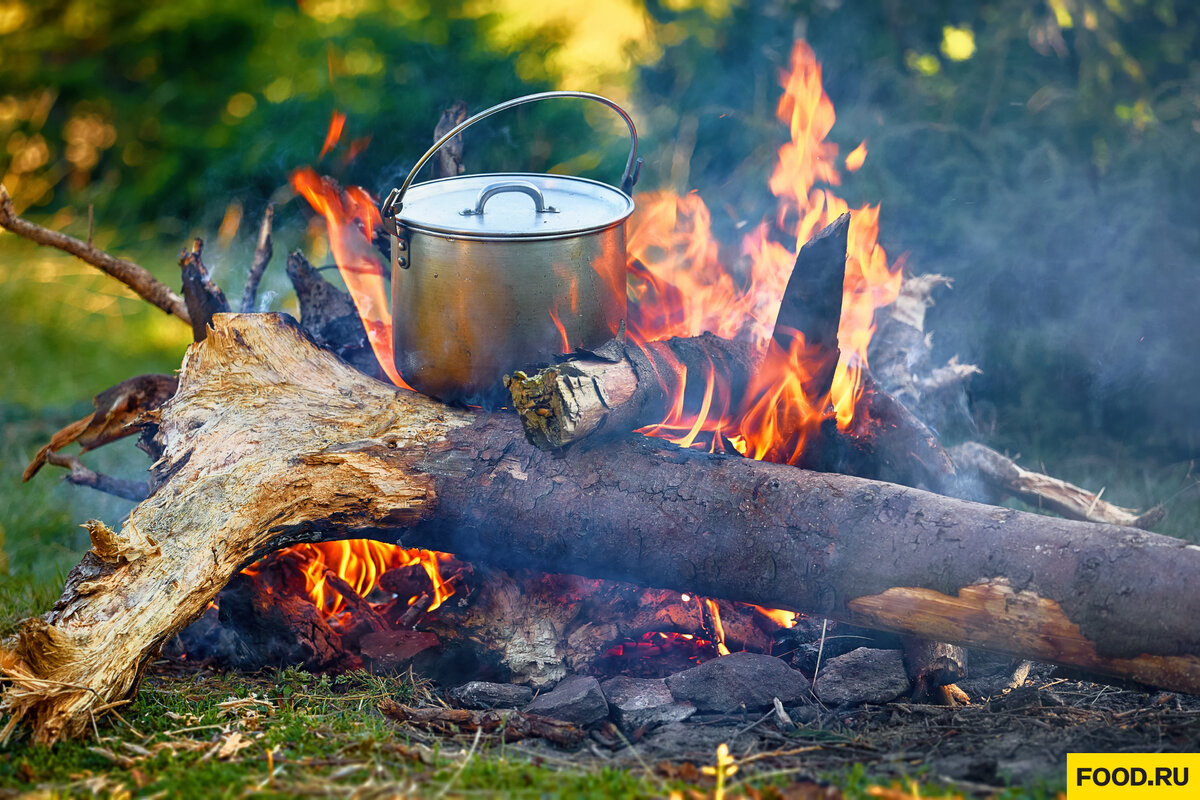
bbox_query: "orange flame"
[627,39,903,460]
[288,541,455,615]
[703,598,731,656]
[844,140,867,172]
[319,111,346,160]
[289,167,412,391]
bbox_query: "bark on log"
[5,313,1200,746]
[505,334,759,451]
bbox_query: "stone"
[665,651,809,712]
[523,674,608,726]
[446,680,534,710]
[601,676,696,730]
[813,647,910,706]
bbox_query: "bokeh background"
[2,0,1198,613]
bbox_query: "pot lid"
[396,173,634,239]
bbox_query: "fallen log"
[4,312,1200,745]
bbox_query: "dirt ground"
[486,659,1200,796]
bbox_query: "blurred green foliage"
[0,0,633,235]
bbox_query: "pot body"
[392,220,627,406]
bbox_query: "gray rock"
[524,674,608,726]
[813,647,910,706]
[665,652,809,712]
[632,721,743,760]
[601,676,696,730]
[446,681,534,710]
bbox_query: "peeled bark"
[4,313,1200,746]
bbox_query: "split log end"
[505,358,638,450]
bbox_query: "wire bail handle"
[381,91,641,228]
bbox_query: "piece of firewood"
[5,313,1200,745]
[22,374,178,482]
[901,636,967,702]
[505,216,851,451]
[410,567,771,687]
[378,699,584,746]
[950,442,1165,530]
[0,184,190,325]
[179,239,230,342]
[284,250,385,381]
[239,204,275,312]
[505,334,759,451]
[431,100,468,179]
[773,212,848,400]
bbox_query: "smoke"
[632,1,1200,461]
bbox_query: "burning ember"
[260,39,896,661]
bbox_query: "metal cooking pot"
[380,91,641,407]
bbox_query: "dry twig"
[240,205,275,312]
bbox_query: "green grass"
[2,664,1064,798]
[0,667,671,798]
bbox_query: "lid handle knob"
[460,180,559,217]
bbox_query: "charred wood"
[773,212,848,400]
[284,250,385,381]
[901,636,967,702]
[23,374,178,483]
[505,334,759,451]
[378,699,585,746]
[179,239,230,342]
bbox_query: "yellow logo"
[1068,754,1196,798]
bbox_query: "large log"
[4,313,1200,745]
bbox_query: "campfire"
[194,41,896,679]
[2,38,1195,753]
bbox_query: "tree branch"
[0,184,190,325]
